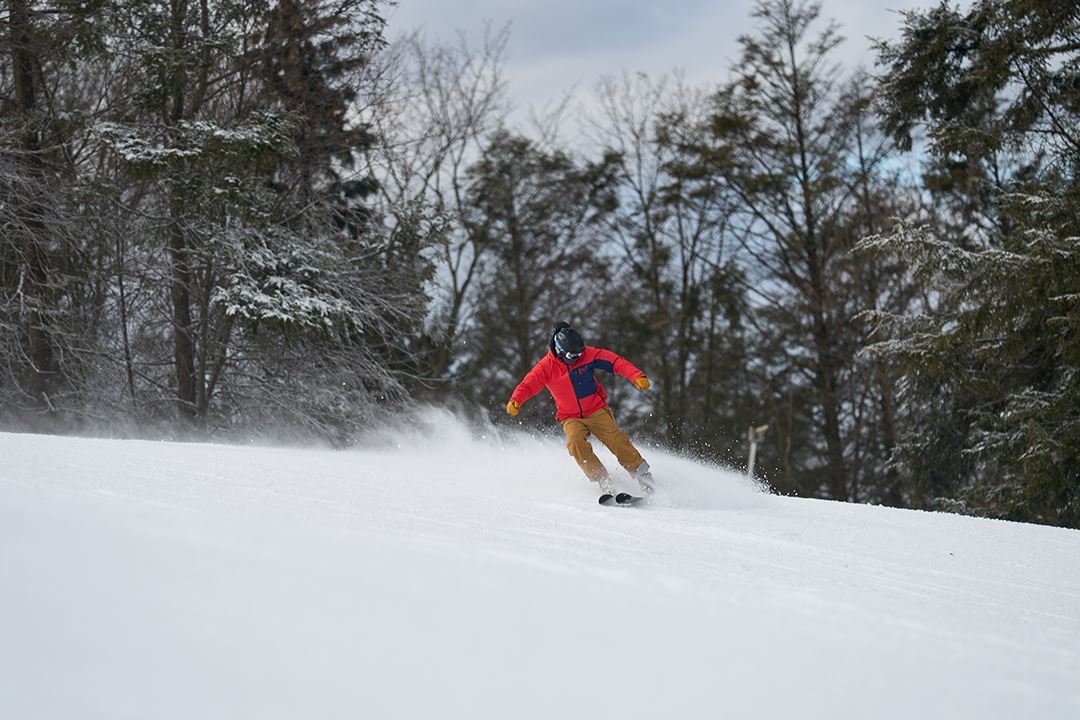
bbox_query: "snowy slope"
[1,411,1078,720]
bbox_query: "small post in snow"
[747,424,769,480]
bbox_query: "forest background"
[1,0,1077,528]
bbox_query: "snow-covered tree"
[89,0,423,437]
[867,0,1080,527]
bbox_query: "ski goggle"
[555,338,581,361]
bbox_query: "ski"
[598,492,645,506]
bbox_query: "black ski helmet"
[552,322,585,363]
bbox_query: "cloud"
[385,0,944,135]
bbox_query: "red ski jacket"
[510,346,645,420]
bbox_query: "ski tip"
[598,493,616,505]
[615,492,643,505]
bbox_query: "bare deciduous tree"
[363,25,509,386]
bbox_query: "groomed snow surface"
[2,410,1079,719]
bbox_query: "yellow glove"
[506,400,521,416]
[633,375,651,391]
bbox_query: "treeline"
[1,0,1077,528]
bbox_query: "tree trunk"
[165,0,198,423]
[815,331,848,501]
[877,359,902,505]
[168,195,197,422]
[9,0,57,418]
[115,234,137,405]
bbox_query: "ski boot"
[633,461,655,496]
[597,474,617,504]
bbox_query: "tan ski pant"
[561,407,645,482]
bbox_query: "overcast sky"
[385,0,936,127]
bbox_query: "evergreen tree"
[867,0,1080,526]
[260,0,386,182]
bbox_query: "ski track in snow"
[1,410,1079,719]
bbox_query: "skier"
[505,321,656,502]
